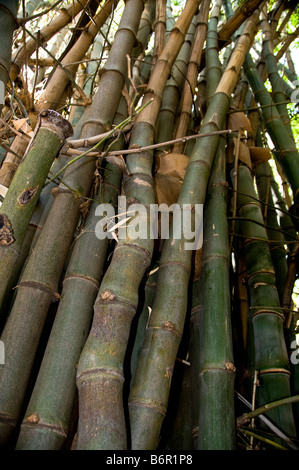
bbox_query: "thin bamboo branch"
[237,394,299,427]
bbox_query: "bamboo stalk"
[260,7,294,140]
[128,10,260,450]
[10,0,91,81]
[152,0,167,65]
[198,135,236,450]
[0,1,19,115]
[232,164,296,440]
[0,153,70,320]
[0,0,145,447]
[76,0,203,450]
[172,0,210,153]
[196,3,236,448]
[35,0,119,113]
[15,97,126,450]
[0,110,73,313]
[0,0,105,188]
[255,160,288,303]
[156,14,196,154]
[189,250,202,449]
[217,0,264,45]
[243,52,299,213]
[132,0,156,62]
[130,263,159,383]
[205,0,223,104]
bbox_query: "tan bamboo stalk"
[10,0,91,81]
[155,15,196,154]
[128,10,260,450]
[34,26,68,87]
[0,0,146,447]
[152,0,167,65]
[130,0,156,98]
[217,0,264,45]
[76,0,202,450]
[172,0,210,154]
[35,0,119,113]
[0,113,36,188]
[68,20,111,126]
[0,0,118,189]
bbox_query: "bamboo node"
[26,413,39,424]
[17,187,38,206]
[100,289,116,302]
[0,214,14,245]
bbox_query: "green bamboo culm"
[232,164,296,440]
[0,0,145,447]
[0,110,73,316]
[0,0,19,115]
[255,160,288,304]
[15,97,127,450]
[243,52,299,220]
[130,263,159,384]
[76,0,202,450]
[260,8,294,140]
[196,2,235,448]
[198,138,236,450]
[128,11,259,450]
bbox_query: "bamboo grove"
[0,0,298,451]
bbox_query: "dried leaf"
[12,118,33,135]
